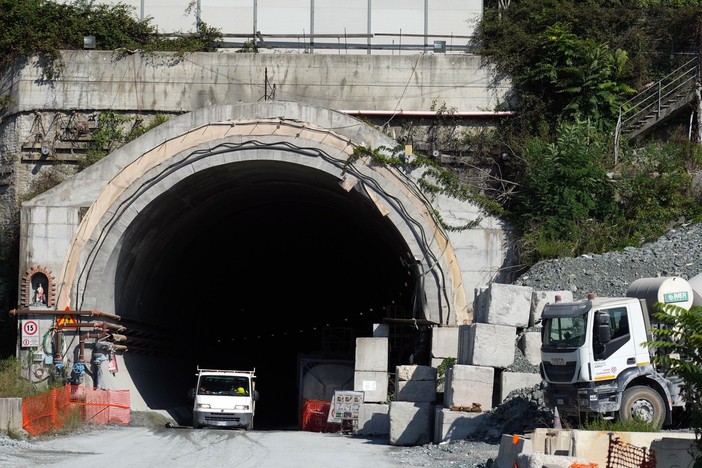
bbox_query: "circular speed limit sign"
[23,320,38,336]
[21,319,40,348]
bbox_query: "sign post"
[21,319,40,348]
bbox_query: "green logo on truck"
[664,291,689,303]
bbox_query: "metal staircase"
[614,56,699,159]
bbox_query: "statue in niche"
[33,282,46,306]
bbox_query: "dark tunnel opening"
[114,160,426,429]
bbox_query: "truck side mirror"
[596,312,611,344]
[253,390,260,402]
[188,388,195,399]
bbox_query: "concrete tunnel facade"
[19,101,511,428]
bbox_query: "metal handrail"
[614,56,699,163]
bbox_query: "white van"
[190,368,259,430]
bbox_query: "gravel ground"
[393,439,500,467]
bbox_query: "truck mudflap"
[545,383,621,416]
[193,410,254,429]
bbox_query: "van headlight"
[197,403,211,409]
[234,405,249,410]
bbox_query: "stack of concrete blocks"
[467,283,534,405]
[354,335,391,436]
[434,364,492,443]
[389,365,437,446]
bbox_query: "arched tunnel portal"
[115,157,423,429]
[48,105,468,429]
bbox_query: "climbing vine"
[349,144,503,232]
[77,112,170,171]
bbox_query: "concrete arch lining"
[73,129,457,325]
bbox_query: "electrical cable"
[70,128,453,322]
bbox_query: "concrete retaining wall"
[0,398,23,434]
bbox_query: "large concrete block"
[495,434,532,468]
[530,428,574,456]
[651,437,700,468]
[355,337,388,372]
[444,364,494,410]
[473,286,490,323]
[479,283,532,327]
[354,371,388,403]
[389,401,434,446]
[458,323,516,368]
[499,372,543,402]
[518,331,542,366]
[396,365,436,382]
[356,403,390,436]
[396,380,437,403]
[431,327,459,359]
[568,429,699,468]
[396,365,437,402]
[434,407,486,443]
[530,290,573,326]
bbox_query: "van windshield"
[198,375,250,396]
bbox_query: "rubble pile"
[513,223,702,297]
[469,382,554,443]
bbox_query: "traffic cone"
[553,407,562,429]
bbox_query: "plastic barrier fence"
[300,399,340,433]
[22,385,130,436]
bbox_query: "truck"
[539,276,700,428]
[190,367,259,430]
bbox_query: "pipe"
[78,331,111,363]
[53,328,63,365]
[93,321,126,332]
[340,110,516,117]
[10,309,122,321]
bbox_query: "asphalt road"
[0,425,414,468]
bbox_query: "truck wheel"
[246,420,254,430]
[619,386,665,428]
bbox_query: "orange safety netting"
[606,434,656,468]
[300,399,340,433]
[22,385,130,436]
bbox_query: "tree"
[646,303,702,467]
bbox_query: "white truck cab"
[190,367,259,430]
[540,277,696,427]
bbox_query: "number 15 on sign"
[21,319,40,348]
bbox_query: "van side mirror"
[188,388,195,399]
[596,311,611,344]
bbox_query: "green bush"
[0,357,41,398]
[646,304,702,466]
[579,414,660,433]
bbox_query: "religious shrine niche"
[21,265,56,308]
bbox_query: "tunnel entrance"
[114,159,425,428]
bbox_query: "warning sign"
[327,390,364,424]
[57,315,77,327]
[21,319,40,348]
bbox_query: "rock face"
[513,223,702,298]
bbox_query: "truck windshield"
[198,376,250,396]
[543,315,587,348]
